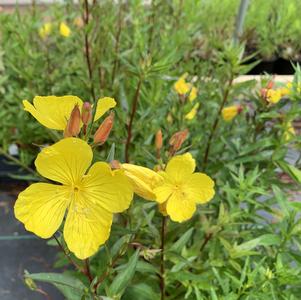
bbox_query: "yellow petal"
[166,193,196,222]
[60,22,71,37]
[64,196,112,259]
[39,22,52,39]
[166,153,196,182]
[222,106,238,121]
[94,97,116,121]
[153,182,173,204]
[14,183,69,238]
[23,96,83,130]
[188,86,197,102]
[185,103,199,120]
[122,164,163,201]
[35,138,92,185]
[185,173,215,203]
[81,162,133,213]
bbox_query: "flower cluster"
[174,73,199,120]
[15,95,215,259]
[39,21,71,39]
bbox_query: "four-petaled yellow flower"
[39,22,52,39]
[60,22,71,37]
[222,105,242,121]
[14,138,133,259]
[185,103,199,120]
[23,95,116,130]
[123,153,215,222]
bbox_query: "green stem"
[125,77,143,162]
[202,76,234,170]
[160,216,167,300]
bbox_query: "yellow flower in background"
[60,22,71,37]
[23,95,116,130]
[124,154,214,222]
[122,164,163,201]
[266,89,282,104]
[153,153,215,222]
[39,22,52,39]
[222,105,242,121]
[174,74,190,95]
[174,74,198,101]
[189,86,198,102]
[14,138,133,259]
[185,103,199,120]
[284,122,295,142]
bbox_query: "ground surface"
[0,182,64,300]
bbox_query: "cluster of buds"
[64,102,114,145]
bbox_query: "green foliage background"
[1,1,301,299]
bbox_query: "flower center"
[73,185,80,193]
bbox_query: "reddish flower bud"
[266,79,274,90]
[81,102,92,125]
[64,104,81,138]
[94,112,114,145]
[169,129,189,155]
[155,129,163,151]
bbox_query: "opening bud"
[94,112,114,145]
[64,104,81,138]
[81,102,92,125]
[155,129,163,158]
[169,129,189,156]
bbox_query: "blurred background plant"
[1,0,301,299]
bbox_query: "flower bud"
[64,104,81,137]
[155,129,163,152]
[81,102,92,125]
[169,129,189,155]
[94,112,114,145]
[158,202,168,216]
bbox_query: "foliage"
[1,1,301,300]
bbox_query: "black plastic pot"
[274,58,300,75]
[247,59,276,75]
[0,155,30,184]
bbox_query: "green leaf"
[122,283,159,300]
[25,272,88,300]
[106,143,115,162]
[272,185,289,217]
[108,250,140,297]
[277,161,301,185]
[169,227,194,253]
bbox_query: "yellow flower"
[266,89,282,104]
[284,122,295,142]
[122,164,163,201]
[39,22,52,39]
[60,22,71,37]
[222,105,241,121]
[174,74,198,101]
[124,153,215,222]
[185,103,199,120]
[14,138,133,259]
[189,86,198,102]
[153,153,215,222]
[23,95,116,130]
